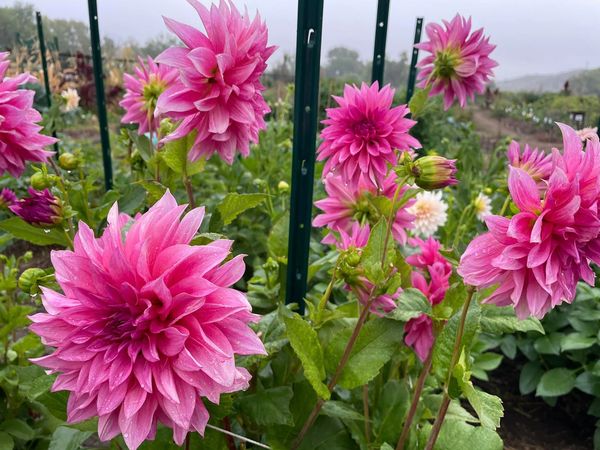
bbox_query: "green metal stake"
[371,0,391,85]
[406,17,424,103]
[285,0,324,313]
[87,0,113,191]
[35,11,59,154]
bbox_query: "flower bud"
[10,188,63,226]
[411,155,458,190]
[277,181,290,193]
[18,267,46,294]
[58,152,80,170]
[30,171,53,190]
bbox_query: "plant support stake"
[87,0,113,191]
[371,0,391,85]
[35,12,59,154]
[285,0,324,313]
[406,17,424,103]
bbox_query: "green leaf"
[360,220,395,284]
[473,353,503,372]
[480,306,544,335]
[389,288,431,322]
[296,416,356,450]
[161,131,204,175]
[436,420,503,450]
[519,361,544,395]
[381,444,394,450]
[561,333,597,351]
[408,87,431,119]
[282,310,330,400]
[575,372,600,396]
[0,217,70,247]
[329,319,404,390]
[237,387,294,426]
[463,385,503,429]
[0,419,34,441]
[209,193,267,231]
[0,432,14,450]
[48,427,92,450]
[321,401,364,422]
[137,180,167,204]
[268,211,289,259]
[534,333,563,355]
[373,380,409,444]
[536,368,575,397]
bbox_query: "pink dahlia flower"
[156,0,276,164]
[120,56,178,135]
[10,187,62,226]
[0,52,55,176]
[313,172,414,245]
[507,140,552,183]
[459,124,600,319]
[416,15,497,110]
[404,237,452,361]
[317,81,420,189]
[29,191,266,450]
[0,188,16,208]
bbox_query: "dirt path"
[471,107,562,151]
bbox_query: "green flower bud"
[58,152,80,170]
[277,181,290,193]
[30,171,53,190]
[18,268,46,294]
[411,155,458,190]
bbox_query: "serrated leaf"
[480,306,544,335]
[0,217,70,247]
[436,420,503,450]
[519,361,544,395]
[237,387,294,426]
[389,288,432,322]
[209,193,267,231]
[161,130,204,175]
[463,385,503,429]
[282,310,330,399]
[360,220,395,284]
[48,427,91,450]
[536,368,575,397]
[408,87,431,119]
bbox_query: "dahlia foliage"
[30,192,265,449]
[156,0,276,163]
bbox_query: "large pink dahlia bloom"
[459,124,600,319]
[313,172,414,245]
[155,0,276,164]
[0,52,55,176]
[317,81,420,188]
[30,191,266,450]
[416,15,497,110]
[120,56,178,135]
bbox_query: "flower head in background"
[60,88,80,112]
[459,124,600,319]
[120,56,178,135]
[473,192,492,221]
[10,188,62,226]
[507,140,552,183]
[576,127,599,142]
[317,82,420,188]
[29,191,266,450]
[407,190,447,237]
[156,0,276,163]
[404,314,434,362]
[416,15,497,109]
[0,188,17,209]
[0,52,56,177]
[313,172,414,245]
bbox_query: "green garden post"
[406,17,424,103]
[87,0,113,191]
[285,0,324,313]
[371,0,391,85]
[35,12,59,154]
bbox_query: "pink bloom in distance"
[0,52,55,176]
[404,315,434,362]
[29,191,266,450]
[120,56,178,135]
[10,187,62,226]
[507,140,552,183]
[459,124,600,319]
[313,172,414,245]
[416,15,497,109]
[317,81,420,189]
[156,0,276,164]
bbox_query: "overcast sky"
[3,0,600,80]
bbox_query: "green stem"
[451,205,473,249]
[363,384,371,446]
[183,173,196,209]
[424,287,476,450]
[316,260,339,323]
[499,193,511,217]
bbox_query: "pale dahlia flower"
[0,52,55,176]
[120,57,178,135]
[404,237,452,361]
[416,15,497,109]
[407,190,448,237]
[317,81,420,189]
[30,191,266,450]
[60,88,80,112]
[313,172,414,245]
[459,124,600,319]
[473,192,492,221]
[507,140,552,183]
[156,0,276,163]
[576,127,598,142]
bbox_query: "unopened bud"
[18,268,46,294]
[411,155,458,190]
[277,181,290,193]
[58,152,79,170]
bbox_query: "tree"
[324,46,366,81]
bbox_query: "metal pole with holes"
[371,0,391,85]
[35,12,59,154]
[285,0,324,313]
[87,0,113,190]
[406,17,424,103]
